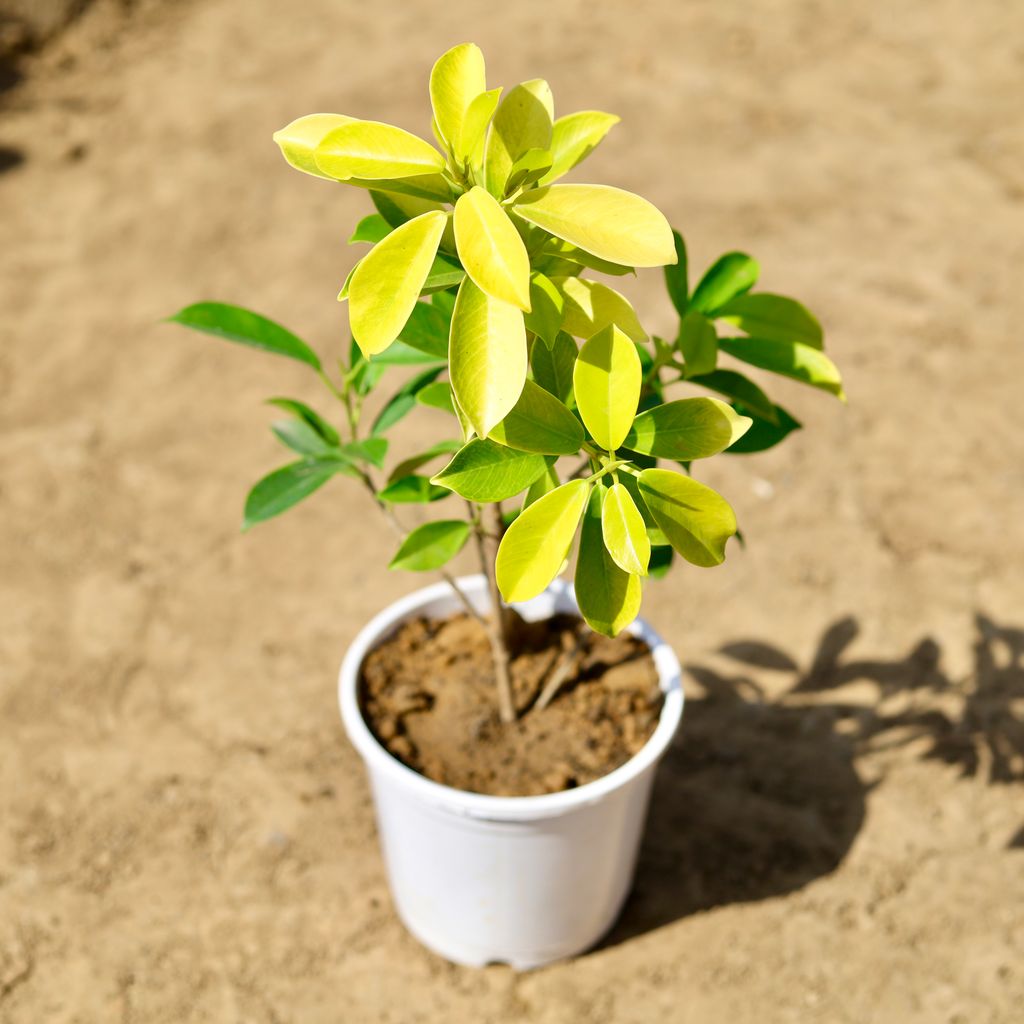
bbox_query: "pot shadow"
[600,610,1024,948]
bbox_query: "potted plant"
[169,42,843,968]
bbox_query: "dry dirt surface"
[2,1,1023,1021]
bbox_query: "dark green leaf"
[341,437,388,468]
[371,366,445,435]
[266,398,340,445]
[389,520,471,571]
[727,404,802,453]
[648,544,674,578]
[395,301,450,360]
[715,292,823,349]
[686,368,778,424]
[677,310,718,377]
[349,214,391,245]
[664,229,689,315]
[388,439,462,483]
[531,331,577,404]
[432,438,551,502]
[271,418,341,459]
[524,272,564,348]
[378,474,450,503]
[415,380,455,413]
[243,460,343,529]
[690,253,759,314]
[169,302,322,370]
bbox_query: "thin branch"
[474,502,517,724]
[534,623,588,713]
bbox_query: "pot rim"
[338,574,684,822]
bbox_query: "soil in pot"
[359,612,663,797]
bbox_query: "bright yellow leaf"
[540,110,620,185]
[454,187,532,311]
[273,113,354,178]
[460,87,503,168]
[484,80,554,198]
[449,278,528,436]
[514,184,676,267]
[496,479,590,602]
[555,276,647,343]
[315,119,446,181]
[430,43,487,160]
[573,324,642,451]
[601,482,650,575]
[348,211,447,356]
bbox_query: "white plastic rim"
[338,574,684,966]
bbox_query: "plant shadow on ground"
[600,611,1024,949]
[0,53,25,174]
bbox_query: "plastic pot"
[338,574,684,969]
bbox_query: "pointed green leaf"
[484,80,554,197]
[677,309,718,377]
[378,474,450,504]
[271,418,341,459]
[601,482,651,576]
[432,438,551,502]
[576,487,642,636]
[718,336,844,397]
[394,301,450,360]
[514,184,676,267]
[727,404,801,454]
[449,278,528,437]
[496,479,590,602]
[371,189,446,228]
[524,272,564,347]
[459,87,502,166]
[429,43,486,157]
[273,113,354,178]
[637,468,738,567]
[556,276,647,343]
[371,366,445,435]
[243,460,343,529]
[169,303,321,370]
[624,398,752,460]
[687,368,778,424]
[349,211,447,356]
[315,120,446,181]
[505,148,553,193]
[415,380,456,413]
[349,214,391,245]
[531,331,577,403]
[540,110,620,185]
[664,230,689,315]
[454,187,532,310]
[389,520,471,571]
[715,292,824,349]
[340,437,389,469]
[690,252,759,313]
[489,379,584,455]
[387,439,462,484]
[266,398,340,446]
[573,324,642,451]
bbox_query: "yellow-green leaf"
[514,184,676,268]
[349,211,447,356]
[488,379,584,456]
[449,278,528,436]
[315,119,446,181]
[555,276,647,343]
[454,186,531,310]
[460,87,502,167]
[496,479,590,602]
[430,43,487,159]
[601,482,650,576]
[573,324,642,451]
[540,110,620,185]
[273,113,354,178]
[484,80,554,198]
[624,397,751,460]
[576,487,642,636]
[637,468,738,567]
[524,272,564,347]
[718,336,845,398]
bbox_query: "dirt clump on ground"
[361,613,662,796]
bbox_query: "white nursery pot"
[338,574,684,970]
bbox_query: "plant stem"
[534,623,587,712]
[474,502,517,725]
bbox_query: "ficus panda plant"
[170,43,843,726]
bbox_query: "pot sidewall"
[338,575,684,969]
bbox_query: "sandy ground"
[1,1,1023,1020]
